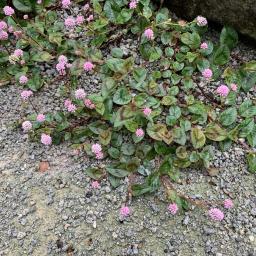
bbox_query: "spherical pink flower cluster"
[14,49,23,57]
[75,88,86,99]
[143,107,152,116]
[19,75,28,84]
[135,128,144,137]
[21,90,33,101]
[22,121,32,132]
[83,61,94,72]
[216,84,229,97]
[13,30,22,39]
[202,68,213,79]
[3,6,14,16]
[230,83,237,92]
[223,199,234,209]
[208,208,224,221]
[83,4,90,11]
[168,203,178,215]
[41,133,52,146]
[37,0,42,4]
[0,21,7,30]
[0,21,8,41]
[64,17,76,29]
[196,16,207,26]
[36,114,45,122]
[91,143,103,159]
[64,99,77,112]
[23,15,28,20]
[120,206,130,217]
[129,0,138,9]
[87,15,93,22]
[200,42,208,49]
[91,180,100,189]
[76,15,85,25]
[0,30,8,41]
[84,99,95,109]
[56,55,71,75]
[61,0,71,9]
[144,28,154,40]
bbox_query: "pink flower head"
[67,103,77,112]
[144,28,154,40]
[21,90,33,101]
[23,15,28,20]
[3,6,14,16]
[64,99,72,108]
[223,199,234,209]
[91,143,102,154]
[83,4,90,11]
[120,206,130,217]
[87,15,94,22]
[208,208,224,221]
[22,121,32,132]
[0,30,8,40]
[200,42,208,49]
[0,21,7,30]
[19,75,28,84]
[76,15,85,25]
[64,17,76,29]
[196,16,207,26]
[8,26,14,33]
[58,55,68,64]
[216,84,229,97]
[135,128,144,137]
[168,203,178,215]
[129,1,137,9]
[56,62,66,75]
[36,114,45,122]
[83,61,94,72]
[37,0,42,4]
[95,151,104,159]
[84,99,95,109]
[61,0,71,9]
[75,88,86,99]
[202,68,213,79]
[91,181,100,189]
[14,49,23,58]
[143,107,152,116]
[41,133,52,146]
[230,83,237,92]
[13,30,22,39]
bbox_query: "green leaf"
[180,32,200,49]
[13,0,32,12]
[220,26,238,50]
[205,123,227,141]
[219,107,237,126]
[106,166,130,178]
[239,100,256,117]
[111,47,124,58]
[247,153,256,173]
[108,147,120,159]
[31,51,54,62]
[213,45,230,65]
[113,87,132,105]
[84,167,104,180]
[191,127,206,149]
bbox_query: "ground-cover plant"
[1,0,256,219]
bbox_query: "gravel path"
[0,30,256,256]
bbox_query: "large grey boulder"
[166,0,256,40]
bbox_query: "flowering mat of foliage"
[0,0,256,220]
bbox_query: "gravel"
[0,27,256,256]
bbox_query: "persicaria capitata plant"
[1,0,255,220]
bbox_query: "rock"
[166,0,256,40]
